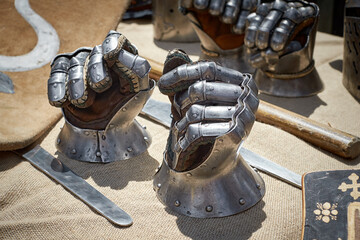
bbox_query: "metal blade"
[142,98,172,127]
[141,98,302,189]
[22,145,133,227]
[239,148,302,189]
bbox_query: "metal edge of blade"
[22,145,133,227]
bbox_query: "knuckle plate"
[48,56,70,106]
[88,45,111,92]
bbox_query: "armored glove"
[47,31,155,163]
[180,0,259,72]
[153,49,265,218]
[244,0,322,97]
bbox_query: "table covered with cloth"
[1,4,360,240]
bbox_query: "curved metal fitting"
[153,149,265,218]
[254,3,323,97]
[56,80,155,163]
[343,0,360,101]
[153,0,199,42]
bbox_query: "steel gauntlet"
[245,0,322,97]
[153,49,265,218]
[47,31,155,163]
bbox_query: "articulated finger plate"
[47,47,92,107]
[48,56,70,107]
[87,45,111,93]
[67,51,91,108]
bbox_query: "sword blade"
[22,145,133,227]
[141,98,302,189]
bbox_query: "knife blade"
[141,98,302,189]
[20,145,133,227]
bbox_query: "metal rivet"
[239,198,246,205]
[205,75,210,79]
[72,80,76,84]
[106,47,110,52]
[174,200,181,207]
[53,83,57,88]
[256,183,261,189]
[206,205,213,212]
[144,136,149,142]
[173,70,177,74]
[53,95,58,100]
[192,135,196,139]
[192,113,198,118]
[57,138,61,144]
[96,75,100,80]
[71,149,76,154]
[122,107,127,112]
[93,65,97,69]
[157,183,161,189]
[214,149,219,153]
[194,97,199,101]
[186,173,192,177]
[170,113,173,118]
[134,96,138,100]
[109,124,114,128]
[228,107,232,110]
[84,131,89,136]
[96,151,101,157]
[143,125,147,129]
[102,135,106,140]
[127,147,133,152]
[74,93,78,98]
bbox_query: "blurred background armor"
[343,0,360,102]
[152,0,199,42]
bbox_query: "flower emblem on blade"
[314,202,338,223]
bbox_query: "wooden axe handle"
[256,100,360,159]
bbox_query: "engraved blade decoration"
[141,98,302,189]
[22,145,133,227]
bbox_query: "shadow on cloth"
[329,59,343,73]
[259,94,327,117]
[55,150,159,190]
[166,200,266,240]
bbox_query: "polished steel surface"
[153,0,199,42]
[239,148,301,188]
[141,98,302,189]
[22,145,133,227]
[153,57,265,218]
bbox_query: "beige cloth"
[1,19,360,240]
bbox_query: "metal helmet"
[153,49,265,218]
[343,0,360,102]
